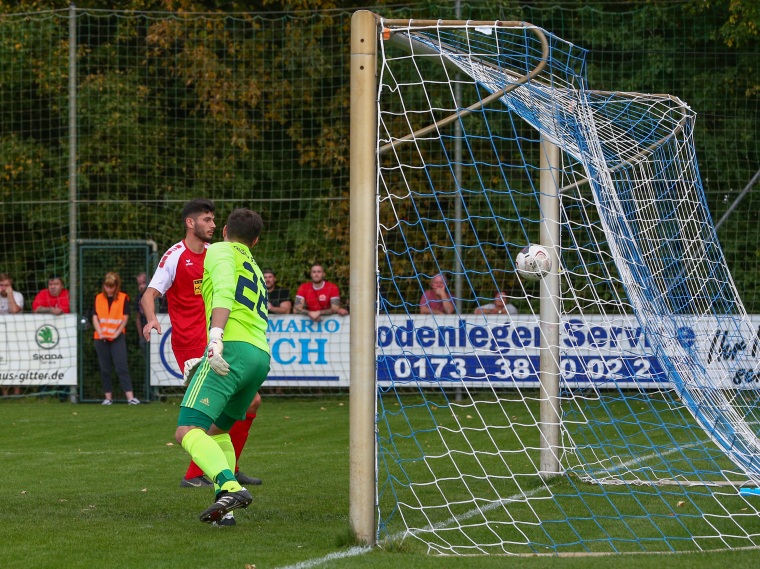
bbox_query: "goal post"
[351,13,760,554]
[349,9,378,546]
[539,138,561,479]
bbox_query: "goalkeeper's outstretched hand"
[207,327,230,376]
[182,357,202,387]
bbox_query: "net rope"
[376,19,760,554]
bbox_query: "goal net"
[364,17,760,554]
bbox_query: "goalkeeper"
[175,208,270,526]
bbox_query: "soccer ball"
[516,244,551,281]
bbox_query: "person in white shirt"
[0,273,23,395]
[475,289,518,316]
[0,273,24,315]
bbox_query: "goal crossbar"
[378,20,549,155]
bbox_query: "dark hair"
[226,208,263,244]
[181,198,215,225]
[262,268,274,275]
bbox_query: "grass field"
[2,396,759,569]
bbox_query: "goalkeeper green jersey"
[202,241,269,354]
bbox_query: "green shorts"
[178,342,270,429]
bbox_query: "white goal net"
[363,17,760,555]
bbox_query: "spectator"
[419,273,455,315]
[32,276,71,315]
[0,273,23,314]
[30,276,71,398]
[263,268,292,315]
[92,272,139,405]
[475,289,518,316]
[0,273,24,394]
[134,271,148,360]
[293,263,348,322]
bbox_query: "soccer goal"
[349,11,760,554]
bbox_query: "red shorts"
[173,346,205,372]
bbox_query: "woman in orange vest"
[92,272,139,405]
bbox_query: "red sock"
[230,414,255,473]
[184,459,205,481]
[183,413,256,480]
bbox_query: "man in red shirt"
[32,276,71,315]
[141,199,262,504]
[293,263,348,322]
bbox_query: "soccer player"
[142,199,262,492]
[176,208,270,526]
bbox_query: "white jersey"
[147,239,209,351]
[0,291,24,314]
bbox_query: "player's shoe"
[180,475,213,488]
[127,398,141,405]
[211,512,236,527]
[199,488,253,524]
[101,399,112,406]
[235,471,262,486]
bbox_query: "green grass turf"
[1,396,758,569]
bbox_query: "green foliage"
[0,2,757,310]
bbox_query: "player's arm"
[141,287,163,341]
[209,307,231,334]
[202,245,239,375]
[194,306,232,377]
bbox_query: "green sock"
[180,429,239,492]
[210,433,241,493]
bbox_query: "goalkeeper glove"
[182,357,202,387]
[207,327,230,376]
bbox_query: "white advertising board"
[149,313,760,389]
[149,314,351,387]
[0,314,78,386]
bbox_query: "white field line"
[581,442,703,478]
[272,545,373,569]
[274,443,711,568]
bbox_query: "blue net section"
[375,20,760,554]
